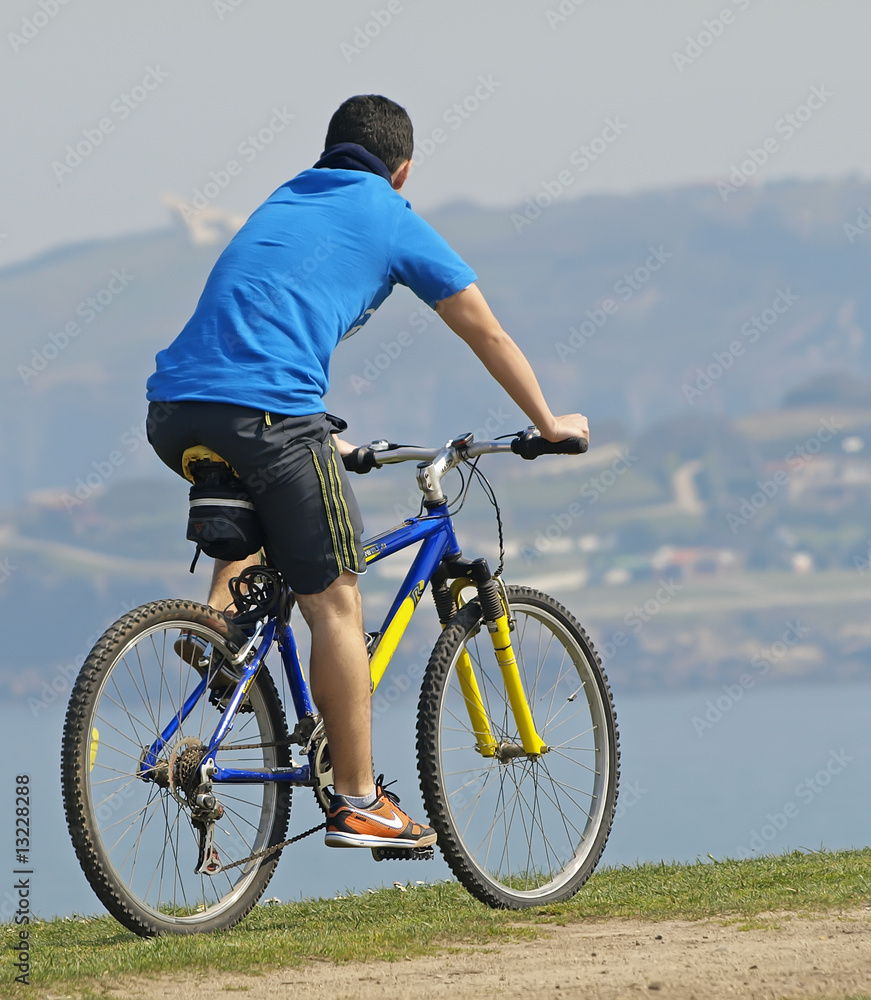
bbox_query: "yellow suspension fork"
[485,600,547,757]
[438,574,545,758]
[454,650,498,756]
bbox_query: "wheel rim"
[435,600,614,900]
[80,620,282,926]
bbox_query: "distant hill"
[782,371,871,409]
[4,178,871,701]
[2,177,871,510]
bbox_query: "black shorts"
[147,400,365,595]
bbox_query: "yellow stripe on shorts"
[309,447,342,571]
[327,439,360,571]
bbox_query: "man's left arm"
[331,436,355,458]
[332,432,380,474]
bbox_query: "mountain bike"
[61,427,619,937]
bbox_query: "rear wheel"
[61,600,291,936]
[417,586,619,908]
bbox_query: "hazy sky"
[1,0,869,266]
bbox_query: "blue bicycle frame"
[141,499,461,787]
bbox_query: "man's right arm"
[435,284,589,445]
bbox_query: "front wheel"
[417,586,619,908]
[61,600,291,936]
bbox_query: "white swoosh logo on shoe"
[354,807,405,830]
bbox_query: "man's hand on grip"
[342,446,379,474]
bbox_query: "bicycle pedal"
[371,845,435,862]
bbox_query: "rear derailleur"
[163,738,226,875]
[190,783,225,876]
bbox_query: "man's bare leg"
[294,571,373,798]
[207,554,261,613]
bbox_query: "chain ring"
[311,736,334,814]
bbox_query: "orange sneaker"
[324,775,437,849]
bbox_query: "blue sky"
[1,0,868,266]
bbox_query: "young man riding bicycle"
[146,94,588,851]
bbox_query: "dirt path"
[114,907,871,1000]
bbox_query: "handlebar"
[343,427,588,501]
[353,427,587,468]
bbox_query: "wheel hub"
[493,740,548,761]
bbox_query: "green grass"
[3,848,871,997]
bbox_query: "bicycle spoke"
[536,761,591,842]
[545,747,600,776]
[422,589,617,907]
[62,604,291,935]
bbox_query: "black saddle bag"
[186,460,264,569]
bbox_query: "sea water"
[3,678,869,920]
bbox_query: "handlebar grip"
[342,446,380,474]
[510,432,589,460]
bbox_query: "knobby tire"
[61,600,291,936]
[417,586,619,908]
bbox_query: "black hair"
[324,95,413,173]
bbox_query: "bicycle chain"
[224,715,318,752]
[218,819,327,872]
[223,738,293,750]
[204,718,326,871]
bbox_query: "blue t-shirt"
[146,169,477,413]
